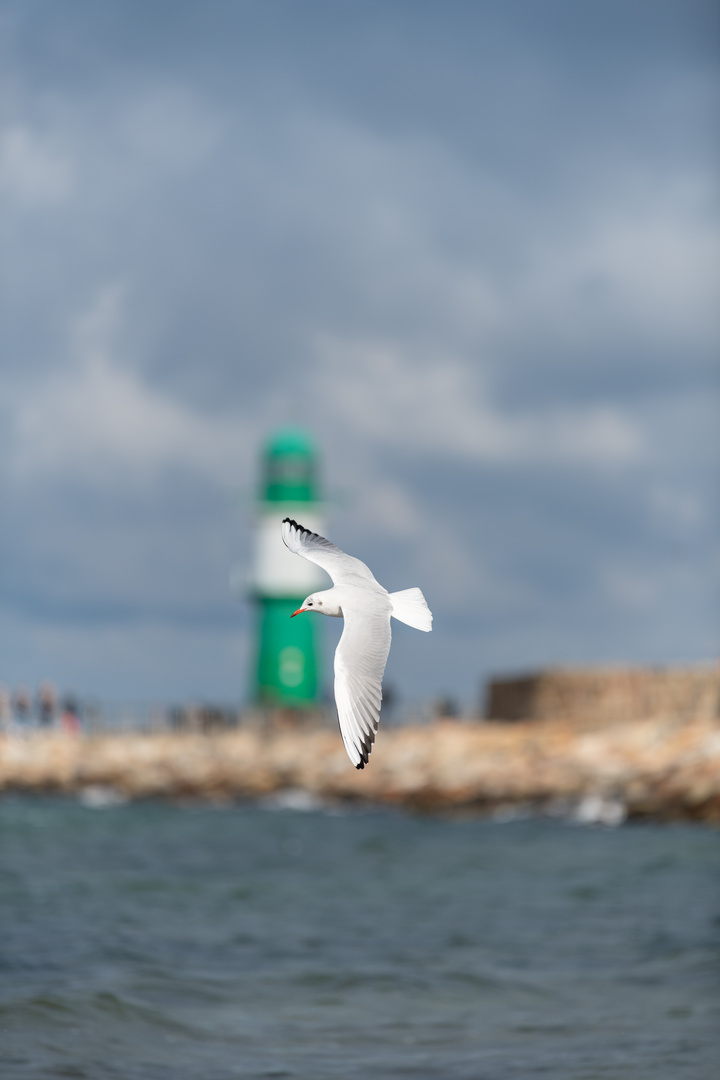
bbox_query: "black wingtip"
[283,517,307,534]
[355,761,365,771]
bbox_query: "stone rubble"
[1,713,719,821]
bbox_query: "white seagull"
[281,517,432,769]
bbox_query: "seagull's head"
[291,591,342,618]
[291,593,321,617]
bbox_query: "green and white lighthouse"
[251,428,327,706]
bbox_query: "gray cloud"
[1,0,718,704]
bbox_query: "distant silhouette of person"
[12,687,32,731]
[435,696,460,719]
[0,685,11,732]
[60,696,81,735]
[37,682,57,728]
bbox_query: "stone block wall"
[484,665,720,726]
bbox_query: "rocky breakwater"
[1,714,719,821]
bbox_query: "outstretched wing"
[281,518,381,588]
[333,607,392,769]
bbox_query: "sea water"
[0,797,718,1079]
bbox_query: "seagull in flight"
[281,517,432,769]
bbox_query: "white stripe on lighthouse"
[253,511,329,595]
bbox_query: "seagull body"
[281,517,432,769]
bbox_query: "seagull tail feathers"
[389,588,433,632]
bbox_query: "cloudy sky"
[2,0,718,708]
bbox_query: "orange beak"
[290,607,304,618]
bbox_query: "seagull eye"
[308,601,313,606]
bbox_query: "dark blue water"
[0,797,718,1079]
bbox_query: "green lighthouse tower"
[251,429,327,706]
